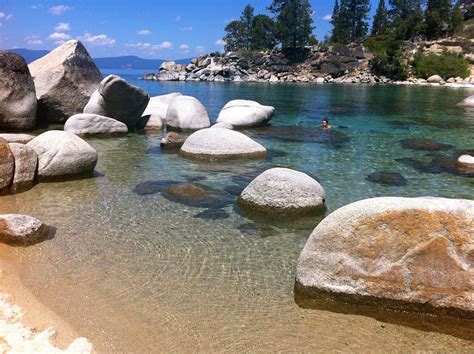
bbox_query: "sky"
[0,0,379,60]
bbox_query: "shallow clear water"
[1,77,473,352]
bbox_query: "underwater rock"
[366,172,408,186]
[194,209,230,220]
[400,138,453,151]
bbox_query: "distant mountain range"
[6,48,192,70]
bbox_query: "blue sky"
[0,0,379,59]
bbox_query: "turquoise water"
[1,76,473,352]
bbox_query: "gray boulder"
[27,130,98,181]
[141,93,182,131]
[0,214,48,245]
[8,143,38,194]
[295,197,474,318]
[180,128,267,159]
[0,52,37,131]
[28,40,102,123]
[427,74,443,83]
[0,138,14,195]
[0,133,35,144]
[156,71,179,81]
[238,168,325,215]
[64,113,128,136]
[164,96,210,130]
[217,99,275,128]
[83,75,150,130]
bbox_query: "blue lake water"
[1,72,473,351]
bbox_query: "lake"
[1,72,473,352]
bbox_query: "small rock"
[8,143,38,194]
[160,132,187,149]
[0,214,48,245]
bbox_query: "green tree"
[250,14,276,50]
[389,0,425,39]
[224,20,245,52]
[331,0,341,42]
[449,3,464,35]
[371,0,389,36]
[240,4,255,50]
[332,0,370,43]
[413,49,470,78]
[425,0,452,39]
[268,0,315,48]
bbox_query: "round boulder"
[64,113,128,136]
[83,75,150,130]
[238,168,325,215]
[0,52,37,130]
[295,197,474,318]
[180,128,266,159]
[457,154,474,167]
[0,138,14,195]
[427,75,443,83]
[0,214,48,245]
[164,96,210,130]
[217,99,275,128]
[141,92,182,131]
[27,130,98,181]
[8,143,38,194]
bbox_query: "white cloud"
[215,39,226,46]
[49,31,71,44]
[79,33,116,46]
[125,41,172,51]
[31,4,42,10]
[158,41,173,49]
[48,5,72,15]
[175,16,181,22]
[179,44,189,50]
[181,26,192,31]
[25,35,43,45]
[0,12,13,21]
[196,45,205,53]
[137,29,152,36]
[323,14,332,21]
[55,22,70,31]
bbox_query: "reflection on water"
[1,80,473,352]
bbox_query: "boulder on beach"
[0,214,48,245]
[64,113,128,136]
[426,75,443,83]
[164,96,210,130]
[180,128,267,159]
[458,95,474,107]
[0,52,37,131]
[0,133,35,144]
[160,132,187,149]
[29,40,102,123]
[238,167,325,215]
[216,99,275,128]
[142,92,182,131]
[83,75,150,130]
[9,143,38,194]
[0,138,14,195]
[295,197,474,318]
[27,130,98,181]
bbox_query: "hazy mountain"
[7,48,49,63]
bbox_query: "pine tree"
[449,3,464,35]
[334,0,352,43]
[240,4,255,50]
[224,20,245,52]
[332,0,370,43]
[371,0,389,36]
[268,0,315,48]
[251,15,276,50]
[425,0,453,39]
[331,0,341,42]
[389,0,425,39]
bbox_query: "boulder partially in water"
[64,113,128,136]
[238,168,325,216]
[457,95,474,107]
[457,154,474,168]
[83,75,149,130]
[164,96,210,130]
[8,143,38,194]
[0,214,48,245]
[0,138,14,195]
[180,128,267,159]
[160,132,188,149]
[141,92,182,131]
[216,99,275,128]
[27,130,98,181]
[0,52,37,131]
[29,40,102,123]
[295,197,474,318]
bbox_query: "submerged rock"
[216,99,275,128]
[366,172,407,186]
[0,52,37,130]
[160,132,188,149]
[0,138,14,195]
[400,138,453,151]
[180,128,267,160]
[64,113,128,136]
[0,214,48,245]
[0,133,35,144]
[29,40,102,123]
[295,197,474,318]
[27,130,98,181]
[164,96,210,130]
[8,143,38,194]
[396,156,474,178]
[194,209,230,220]
[238,168,326,216]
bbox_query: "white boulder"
[216,99,275,128]
[164,96,210,130]
[64,113,128,136]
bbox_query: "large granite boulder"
[64,113,128,136]
[141,92,182,131]
[426,74,443,83]
[180,128,267,159]
[0,133,35,144]
[0,138,14,195]
[83,75,149,130]
[217,99,275,128]
[0,214,48,245]
[8,143,38,194]
[295,197,474,318]
[458,95,474,107]
[238,168,325,215]
[28,40,102,124]
[27,130,98,181]
[164,96,210,130]
[0,52,37,131]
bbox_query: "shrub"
[413,49,470,79]
[364,35,408,80]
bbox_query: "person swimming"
[321,118,333,129]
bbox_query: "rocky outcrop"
[295,197,474,318]
[0,52,37,131]
[217,100,275,128]
[8,143,38,194]
[180,128,267,159]
[0,138,14,195]
[0,133,35,144]
[29,40,102,124]
[64,113,128,136]
[83,75,149,130]
[155,62,186,81]
[0,214,48,245]
[238,168,325,216]
[164,96,210,130]
[141,92,182,131]
[27,130,98,181]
